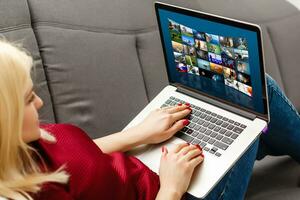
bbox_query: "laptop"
[125,2,269,198]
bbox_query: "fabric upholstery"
[0,0,55,124]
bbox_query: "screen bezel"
[154,2,269,121]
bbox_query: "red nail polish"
[185,103,190,107]
[200,153,205,158]
[186,142,190,145]
[182,119,189,126]
[187,107,192,111]
[195,144,202,150]
[161,146,165,153]
[178,103,182,106]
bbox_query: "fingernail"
[161,146,165,153]
[186,107,192,111]
[200,153,205,158]
[182,119,189,126]
[195,144,202,150]
[185,103,190,107]
[178,103,182,106]
[186,142,190,145]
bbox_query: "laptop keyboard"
[161,96,247,157]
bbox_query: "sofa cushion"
[27,0,171,138]
[0,0,55,124]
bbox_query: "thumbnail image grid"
[168,19,252,97]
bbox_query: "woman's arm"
[93,104,191,154]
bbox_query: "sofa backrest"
[0,0,55,123]
[1,0,299,139]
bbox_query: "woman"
[0,39,299,200]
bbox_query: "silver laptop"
[125,2,269,198]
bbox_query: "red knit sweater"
[32,124,160,200]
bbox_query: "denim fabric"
[186,74,300,200]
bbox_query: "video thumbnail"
[197,49,209,60]
[187,65,200,75]
[210,63,224,74]
[205,33,220,45]
[197,59,210,71]
[172,41,184,53]
[168,20,183,43]
[208,52,222,65]
[233,37,248,50]
[219,36,234,48]
[176,62,188,73]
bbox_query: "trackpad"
[138,142,178,174]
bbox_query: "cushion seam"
[32,21,158,34]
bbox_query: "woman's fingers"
[164,103,191,114]
[183,147,203,161]
[172,143,190,153]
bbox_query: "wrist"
[156,188,183,200]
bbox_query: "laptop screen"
[155,3,268,118]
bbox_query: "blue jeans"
[186,74,300,200]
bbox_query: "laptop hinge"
[176,86,257,120]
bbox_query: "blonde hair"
[0,39,69,200]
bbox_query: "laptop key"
[231,133,239,139]
[214,141,229,150]
[208,124,216,130]
[191,139,201,145]
[221,122,229,128]
[211,147,218,152]
[216,120,223,125]
[198,119,205,125]
[194,124,201,131]
[195,111,201,116]
[240,124,247,129]
[187,129,193,135]
[228,120,234,124]
[222,137,234,145]
[204,147,210,151]
[225,131,233,137]
[204,130,212,136]
[197,133,204,140]
[188,123,196,128]
[205,116,212,121]
[214,126,221,132]
[200,142,207,148]
[233,127,243,134]
[192,131,199,137]
[191,118,199,123]
[200,113,207,119]
[175,132,193,143]
[234,122,241,126]
[170,96,175,100]
[209,149,216,154]
[210,118,217,123]
[200,127,207,133]
[206,111,212,115]
[182,127,188,132]
[216,134,223,141]
[219,128,227,134]
[211,112,217,117]
[203,136,210,142]
[210,132,217,138]
[222,117,228,121]
[217,115,223,119]
[203,122,210,127]
[215,152,222,157]
[227,124,234,130]
[208,138,216,145]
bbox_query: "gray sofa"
[0,0,299,199]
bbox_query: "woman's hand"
[156,143,204,200]
[136,104,191,144]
